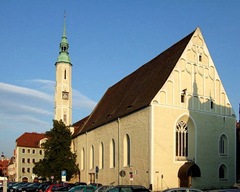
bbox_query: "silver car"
[162,188,203,192]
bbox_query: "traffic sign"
[61,170,66,182]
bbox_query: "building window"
[181,89,186,103]
[22,168,25,173]
[32,159,35,163]
[22,158,25,163]
[81,148,85,170]
[181,94,185,103]
[90,145,94,169]
[219,134,228,156]
[176,121,188,158]
[39,150,42,155]
[124,134,131,167]
[32,149,35,154]
[27,158,30,163]
[199,55,202,62]
[211,100,214,109]
[110,139,115,168]
[27,168,30,173]
[99,142,104,169]
[28,149,30,153]
[219,164,227,180]
[22,149,25,153]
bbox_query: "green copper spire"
[56,14,71,63]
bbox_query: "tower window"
[64,114,67,123]
[62,46,66,52]
[199,55,202,62]
[64,70,67,79]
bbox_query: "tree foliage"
[33,120,78,181]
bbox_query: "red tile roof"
[16,132,46,148]
[73,28,196,138]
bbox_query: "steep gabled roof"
[72,116,89,137]
[73,28,196,137]
[16,132,46,148]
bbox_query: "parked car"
[105,185,150,192]
[75,182,87,186]
[16,183,33,192]
[94,185,114,192]
[36,182,52,192]
[20,182,41,192]
[206,190,240,192]
[7,182,21,192]
[162,188,203,192]
[89,184,102,188]
[9,182,30,192]
[52,183,76,192]
[45,184,63,192]
[7,182,18,189]
[69,185,96,192]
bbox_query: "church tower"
[54,16,72,126]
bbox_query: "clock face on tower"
[62,91,69,100]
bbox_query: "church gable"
[74,27,234,137]
[155,28,234,116]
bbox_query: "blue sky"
[0,1,240,158]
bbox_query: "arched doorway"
[178,162,201,187]
[22,177,28,182]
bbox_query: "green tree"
[33,120,78,181]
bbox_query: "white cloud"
[73,89,97,110]
[0,82,53,102]
[0,79,97,157]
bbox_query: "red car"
[45,184,63,192]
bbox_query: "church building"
[57,26,236,190]
[70,27,236,190]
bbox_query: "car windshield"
[69,186,84,192]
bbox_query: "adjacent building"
[0,154,9,179]
[71,28,236,190]
[15,132,46,182]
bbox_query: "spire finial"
[56,11,71,64]
[63,11,67,38]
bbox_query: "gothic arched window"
[219,164,228,180]
[219,134,228,156]
[124,134,131,166]
[176,121,188,157]
[110,139,115,168]
[81,148,85,170]
[90,145,94,169]
[99,142,104,169]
